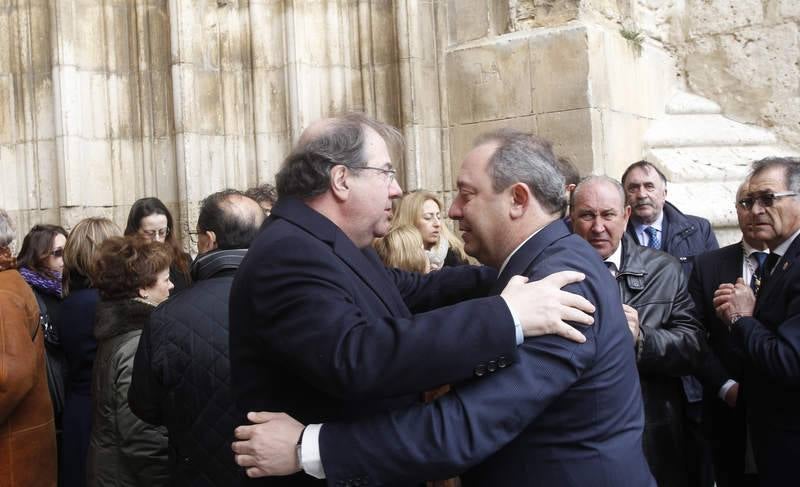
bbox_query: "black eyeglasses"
[737,191,798,210]
[140,227,170,239]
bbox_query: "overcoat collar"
[755,231,800,315]
[272,198,409,317]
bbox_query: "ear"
[205,230,218,250]
[138,288,149,299]
[623,205,632,224]
[329,165,350,202]
[509,183,530,219]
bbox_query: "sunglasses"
[737,191,798,210]
[50,248,64,258]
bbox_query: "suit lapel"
[755,234,800,315]
[490,220,572,295]
[272,198,409,317]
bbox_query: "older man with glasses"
[714,157,800,487]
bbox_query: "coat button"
[497,355,509,368]
[474,363,487,376]
[487,360,497,372]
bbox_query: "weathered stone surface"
[510,0,579,30]
[530,26,590,113]
[448,0,490,45]
[446,38,532,124]
[687,0,763,37]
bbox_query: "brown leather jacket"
[0,250,57,487]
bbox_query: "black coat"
[616,234,704,487]
[58,276,100,487]
[129,249,248,487]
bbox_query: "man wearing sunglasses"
[714,156,800,487]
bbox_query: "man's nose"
[448,201,462,220]
[389,178,402,198]
[591,219,605,233]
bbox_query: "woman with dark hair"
[58,218,121,487]
[124,197,191,292]
[16,224,69,324]
[87,236,172,487]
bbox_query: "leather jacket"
[616,233,704,487]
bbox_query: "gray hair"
[751,157,800,193]
[276,112,403,200]
[474,129,565,214]
[0,208,16,248]
[571,175,627,210]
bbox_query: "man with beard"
[231,129,652,487]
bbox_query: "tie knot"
[752,251,768,268]
[644,226,657,238]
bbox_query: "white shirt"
[604,243,623,276]
[633,211,664,248]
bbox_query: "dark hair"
[276,113,402,199]
[556,157,581,186]
[124,197,191,282]
[751,157,800,193]
[197,190,264,250]
[473,129,565,214]
[244,183,278,207]
[621,160,668,186]
[16,224,68,278]
[93,236,173,300]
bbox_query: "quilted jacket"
[87,299,168,487]
[129,248,247,486]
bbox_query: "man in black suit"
[228,115,595,486]
[689,179,767,487]
[714,156,800,487]
[232,129,653,487]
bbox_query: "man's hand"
[501,271,595,344]
[724,382,739,408]
[232,412,305,478]
[713,278,755,326]
[622,304,640,345]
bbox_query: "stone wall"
[1,0,798,248]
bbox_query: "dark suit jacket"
[733,232,800,486]
[320,220,654,487]
[229,198,519,486]
[689,243,750,484]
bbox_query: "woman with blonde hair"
[373,225,430,274]
[58,217,121,487]
[393,191,469,269]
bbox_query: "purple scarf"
[19,266,63,298]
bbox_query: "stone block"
[687,0,763,37]
[373,63,402,128]
[28,4,52,72]
[370,0,398,65]
[60,137,112,206]
[449,115,538,176]
[74,5,107,70]
[446,37,532,124]
[151,136,179,201]
[0,10,11,70]
[777,0,800,18]
[142,3,171,70]
[530,26,590,114]
[407,59,441,126]
[151,69,175,138]
[511,0,579,30]
[447,0,489,45]
[0,144,20,209]
[252,67,288,134]
[763,96,800,147]
[595,109,651,179]
[254,131,291,180]
[0,75,14,145]
[535,109,596,177]
[52,65,80,138]
[109,137,141,203]
[194,69,223,134]
[588,25,676,118]
[249,0,286,69]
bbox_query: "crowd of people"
[1,111,799,487]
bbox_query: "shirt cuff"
[718,379,737,401]
[506,304,524,345]
[300,423,325,479]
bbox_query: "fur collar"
[94,298,155,341]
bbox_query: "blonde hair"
[63,217,122,295]
[373,225,429,273]
[393,191,468,262]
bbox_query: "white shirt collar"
[497,228,544,277]
[742,240,769,258]
[772,226,800,257]
[604,242,623,271]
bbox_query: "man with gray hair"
[231,128,652,486]
[570,175,704,487]
[129,190,265,486]
[714,157,800,486]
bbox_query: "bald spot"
[220,194,265,229]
